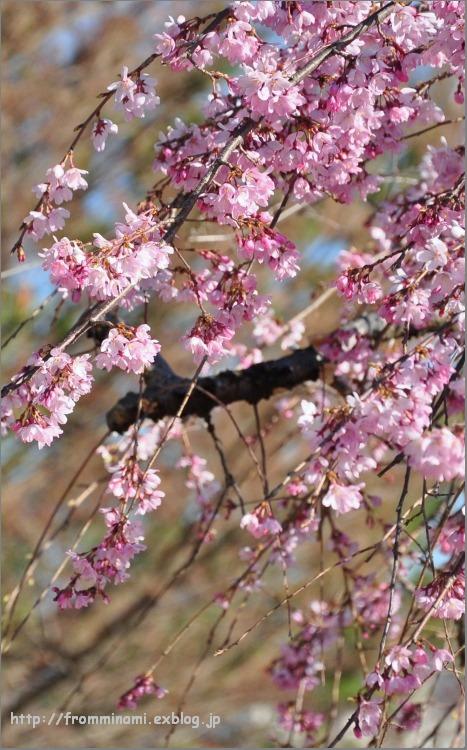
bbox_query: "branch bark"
[106,346,324,433]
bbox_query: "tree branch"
[106,346,324,433]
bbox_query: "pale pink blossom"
[405,427,464,481]
[240,505,282,538]
[95,324,161,374]
[91,118,119,151]
[108,66,160,120]
[354,699,382,738]
[322,482,364,515]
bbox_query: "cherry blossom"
[26,206,70,240]
[238,227,300,280]
[95,324,161,374]
[405,427,465,482]
[240,503,282,538]
[183,314,234,364]
[6,349,93,449]
[177,454,220,507]
[118,675,167,710]
[108,462,165,514]
[108,66,160,121]
[415,571,464,620]
[322,482,364,516]
[277,703,324,746]
[354,699,383,739]
[33,163,88,204]
[53,508,146,609]
[91,117,119,152]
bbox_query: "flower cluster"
[240,502,282,539]
[96,324,161,374]
[2,349,93,448]
[415,570,464,620]
[270,602,348,692]
[108,461,165,515]
[277,703,324,747]
[363,643,454,708]
[118,675,167,710]
[108,66,160,121]
[40,202,174,304]
[26,158,88,241]
[238,226,300,280]
[177,453,220,508]
[405,427,464,482]
[53,507,146,609]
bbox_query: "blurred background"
[1,2,464,747]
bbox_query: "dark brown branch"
[106,346,324,433]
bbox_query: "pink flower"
[354,699,382,738]
[95,324,161,374]
[218,20,258,64]
[239,229,299,280]
[108,65,136,106]
[40,237,90,301]
[91,118,119,152]
[253,313,283,346]
[277,704,324,745]
[55,508,147,606]
[203,168,274,224]
[26,207,70,239]
[430,648,454,672]
[237,67,305,121]
[108,462,165,514]
[415,237,449,271]
[354,579,401,636]
[183,314,234,364]
[366,671,384,689]
[385,673,421,696]
[39,163,88,203]
[62,167,88,192]
[405,427,464,481]
[415,571,464,620]
[108,66,160,120]
[118,675,167,710]
[177,454,220,506]
[8,349,93,449]
[298,400,318,432]
[281,319,305,350]
[240,504,282,538]
[435,516,465,555]
[322,482,364,515]
[12,417,62,449]
[47,206,70,232]
[153,32,176,58]
[395,703,422,733]
[336,270,382,304]
[385,645,412,673]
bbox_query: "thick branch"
[107,346,324,433]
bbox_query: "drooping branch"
[106,346,324,433]
[9,7,232,259]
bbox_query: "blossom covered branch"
[2,0,465,746]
